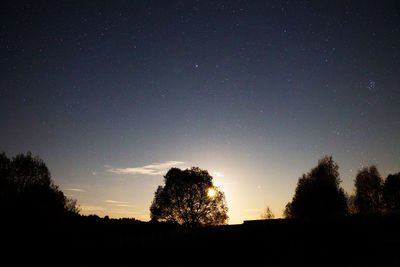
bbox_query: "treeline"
[1,152,399,266]
[1,151,400,225]
[284,156,400,219]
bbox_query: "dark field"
[5,215,400,266]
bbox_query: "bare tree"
[261,206,275,219]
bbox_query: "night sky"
[1,0,399,223]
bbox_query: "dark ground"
[4,214,400,266]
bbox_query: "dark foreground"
[4,214,400,266]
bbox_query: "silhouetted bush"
[354,166,383,214]
[284,156,347,218]
[150,167,228,227]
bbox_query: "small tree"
[261,206,275,219]
[383,172,400,211]
[150,167,228,227]
[354,166,383,214]
[284,156,347,218]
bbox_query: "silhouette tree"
[284,156,347,218]
[261,206,275,219]
[0,151,79,219]
[150,167,228,227]
[354,166,383,214]
[383,172,400,211]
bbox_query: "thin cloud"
[116,204,135,207]
[106,161,185,176]
[105,200,129,204]
[80,205,105,212]
[213,171,224,177]
[65,188,86,192]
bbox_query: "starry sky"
[1,0,399,224]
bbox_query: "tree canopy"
[354,166,383,214]
[383,172,400,211]
[0,152,79,220]
[284,156,347,219]
[150,167,228,227]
